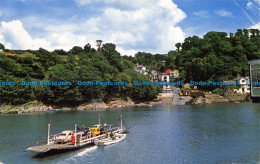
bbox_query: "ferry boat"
[25,115,128,155]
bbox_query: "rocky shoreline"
[185,93,250,105]
[0,94,251,114]
[0,98,136,114]
[77,97,135,111]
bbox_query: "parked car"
[90,127,101,135]
[55,130,74,143]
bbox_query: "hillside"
[0,43,160,105]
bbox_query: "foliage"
[0,43,160,105]
[212,88,224,94]
[0,43,5,50]
[175,29,259,88]
[0,28,258,105]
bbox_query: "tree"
[78,65,105,101]
[69,46,83,55]
[175,43,181,52]
[44,64,81,105]
[0,43,5,50]
[83,43,92,53]
[35,48,61,71]
[54,49,68,56]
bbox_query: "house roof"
[248,59,260,64]
[223,80,235,83]
[150,70,158,76]
[234,77,245,81]
[165,69,172,74]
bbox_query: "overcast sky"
[0,0,259,56]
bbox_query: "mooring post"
[47,123,50,145]
[120,115,122,130]
[75,124,77,146]
[98,113,100,125]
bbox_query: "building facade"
[248,59,260,102]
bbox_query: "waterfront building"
[248,59,260,102]
[161,73,171,92]
[233,77,250,94]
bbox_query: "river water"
[0,103,259,163]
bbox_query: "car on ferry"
[90,127,101,135]
[55,130,74,143]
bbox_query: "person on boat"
[110,132,115,140]
[100,127,104,135]
[71,135,75,144]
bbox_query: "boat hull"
[94,133,126,146]
[44,110,56,114]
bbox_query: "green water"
[0,103,259,163]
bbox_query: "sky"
[0,0,259,56]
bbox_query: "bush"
[212,88,223,94]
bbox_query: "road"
[171,86,192,105]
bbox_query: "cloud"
[76,0,186,54]
[116,47,137,56]
[246,1,260,12]
[0,0,186,56]
[215,10,232,17]
[249,22,260,29]
[192,11,210,18]
[75,0,151,8]
[246,2,254,10]
[0,20,50,49]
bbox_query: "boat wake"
[75,146,98,157]
[60,146,98,163]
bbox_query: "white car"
[55,130,74,143]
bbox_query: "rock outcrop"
[186,93,250,105]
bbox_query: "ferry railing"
[35,135,56,145]
[77,128,124,146]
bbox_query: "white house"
[161,73,171,92]
[172,69,179,78]
[133,63,148,75]
[149,70,160,81]
[140,67,147,75]
[165,69,179,78]
[234,77,250,94]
